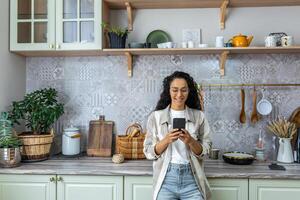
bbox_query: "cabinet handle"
[50,177,56,182]
[57,176,63,182]
[56,44,61,49]
[49,44,54,49]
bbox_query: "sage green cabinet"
[123,177,248,200]
[209,178,248,200]
[10,0,102,51]
[0,174,123,200]
[249,179,300,200]
[57,175,123,200]
[0,174,56,200]
[124,176,152,200]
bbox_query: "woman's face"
[169,78,189,110]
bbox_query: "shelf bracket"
[125,52,133,77]
[220,0,229,30]
[125,2,133,31]
[219,51,229,76]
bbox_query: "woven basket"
[115,123,146,160]
[18,129,54,162]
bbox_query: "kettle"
[230,34,253,47]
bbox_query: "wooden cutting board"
[289,107,300,150]
[87,116,114,157]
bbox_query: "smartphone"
[173,118,186,130]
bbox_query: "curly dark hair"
[155,71,200,111]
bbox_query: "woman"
[143,71,211,200]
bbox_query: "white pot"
[62,127,81,156]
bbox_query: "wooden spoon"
[239,88,246,124]
[250,87,259,124]
[198,85,205,111]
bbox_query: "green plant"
[0,112,21,148]
[101,22,129,37]
[0,136,22,148]
[8,88,64,135]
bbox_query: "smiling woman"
[144,71,212,200]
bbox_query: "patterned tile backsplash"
[26,54,300,159]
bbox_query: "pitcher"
[277,138,294,163]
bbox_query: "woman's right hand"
[154,129,181,155]
[163,129,181,144]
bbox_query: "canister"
[62,127,81,156]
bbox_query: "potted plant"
[102,22,129,48]
[8,88,64,162]
[0,112,22,167]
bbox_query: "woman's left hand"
[180,129,203,156]
[179,129,195,145]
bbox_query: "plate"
[146,30,171,48]
[223,151,254,165]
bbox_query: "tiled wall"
[26,54,300,158]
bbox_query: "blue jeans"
[157,163,204,200]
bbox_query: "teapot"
[230,34,253,47]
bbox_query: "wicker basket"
[18,129,54,162]
[115,123,146,160]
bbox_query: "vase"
[277,137,294,163]
[108,32,127,48]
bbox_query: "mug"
[209,148,220,159]
[281,36,293,47]
[265,36,277,47]
[215,36,224,48]
[187,41,194,48]
[182,42,188,48]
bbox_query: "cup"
[209,148,220,160]
[265,36,277,47]
[181,42,188,48]
[225,42,233,47]
[215,36,224,48]
[187,41,194,48]
[281,36,293,47]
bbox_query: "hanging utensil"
[250,87,259,124]
[198,84,205,111]
[239,88,246,124]
[257,89,272,116]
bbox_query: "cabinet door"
[57,175,123,200]
[208,178,248,200]
[10,0,56,51]
[0,174,56,200]
[124,176,153,200]
[55,0,102,50]
[249,179,300,200]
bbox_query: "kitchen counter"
[1,156,300,179]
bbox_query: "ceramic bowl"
[223,151,254,165]
[128,42,145,48]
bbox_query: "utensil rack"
[198,83,300,88]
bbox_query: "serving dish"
[222,151,255,165]
[146,30,171,48]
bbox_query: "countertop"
[1,156,300,179]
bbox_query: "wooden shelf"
[104,0,300,9]
[102,46,300,55]
[102,46,300,77]
[13,46,300,77]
